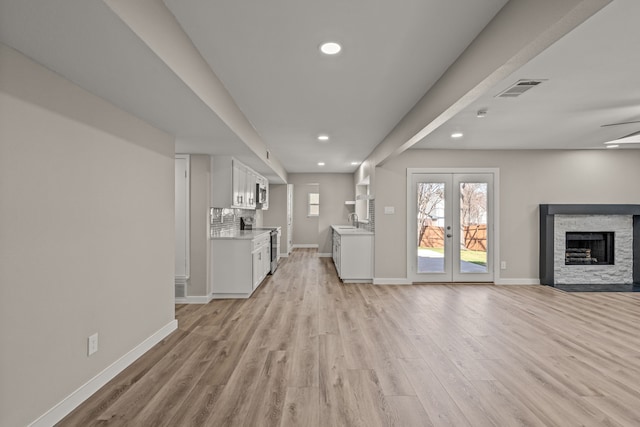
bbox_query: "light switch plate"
[88,333,98,356]
[384,206,395,214]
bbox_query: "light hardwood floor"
[59,248,640,426]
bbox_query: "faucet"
[348,212,359,228]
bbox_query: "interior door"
[409,172,493,282]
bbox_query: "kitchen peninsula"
[210,229,272,298]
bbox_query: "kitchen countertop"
[253,226,282,232]
[331,225,374,235]
[210,229,271,240]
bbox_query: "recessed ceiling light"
[351,161,360,166]
[451,132,464,139]
[317,134,330,142]
[476,109,488,118]
[320,42,341,55]
[317,162,325,166]
[606,144,620,149]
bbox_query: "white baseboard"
[279,252,289,258]
[210,292,251,299]
[292,244,319,249]
[373,278,413,285]
[174,294,214,304]
[494,278,540,285]
[374,277,541,286]
[29,320,178,427]
[317,253,332,258]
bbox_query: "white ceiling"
[0,0,637,183]
[413,0,640,151]
[163,0,509,173]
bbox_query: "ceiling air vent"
[496,79,546,98]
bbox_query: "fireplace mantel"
[539,204,640,287]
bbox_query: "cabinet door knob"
[446,234,452,238]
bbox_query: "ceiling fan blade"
[601,120,640,127]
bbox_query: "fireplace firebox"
[565,232,614,265]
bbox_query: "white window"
[308,192,319,217]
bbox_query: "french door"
[408,171,495,282]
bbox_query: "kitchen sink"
[333,225,371,234]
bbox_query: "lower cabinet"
[332,232,373,282]
[211,233,271,298]
[252,241,270,290]
[332,230,341,276]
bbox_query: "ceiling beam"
[364,0,612,168]
[103,0,288,183]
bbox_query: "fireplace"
[565,232,614,265]
[539,204,640,290]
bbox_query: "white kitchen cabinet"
[251,233,270,289]
[252,246,262,290]
[232,160,246,207]
[245,169,257,209]
[211,231,271,298]
[331,227,373,282]
[211,156,268,210]
[212,156,245,208]
[332,230,341,276]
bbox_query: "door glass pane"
[459,182,488,273]
[417,182,445,273]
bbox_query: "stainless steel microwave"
[257,183,267,204]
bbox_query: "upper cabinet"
[231,160,246,207]
[245,168,257,209]
[211,156,268,210]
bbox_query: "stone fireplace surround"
[540,204,640,289]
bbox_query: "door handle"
[446,234,452,238]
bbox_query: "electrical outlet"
[500,261,507,270]
[88,333,98,356]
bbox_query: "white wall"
[374,149,640,281]
[263,184,289,254]
[289,174,355,255]
[291,179,319,247]
[0,45,176,426]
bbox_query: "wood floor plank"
[345,369,395,427]
[57,249,640,427]
[400,358,471,427]
[92,333,211,425]
[163,384,224,427]
[279,387,319,427]
[318,333,363,427]
[385,395,434,427]
[126,339,218,426]
[242,350,290,427]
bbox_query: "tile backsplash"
[210,208,255,234]
[357,200,375,232]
